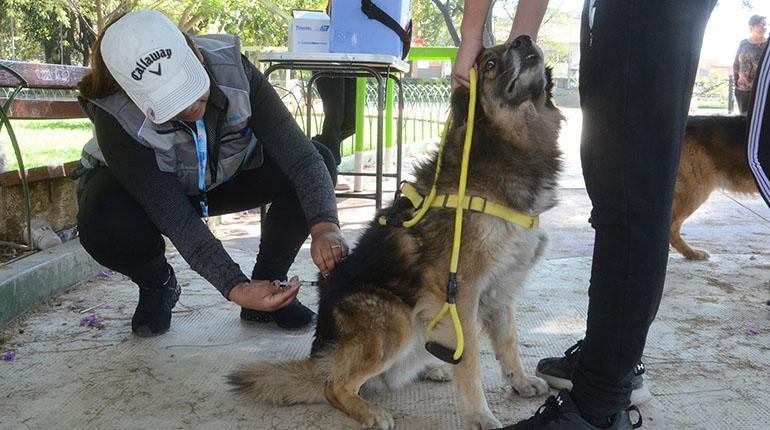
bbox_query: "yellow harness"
[378,68,540,364]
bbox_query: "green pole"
[385,78,394,150]
[355,77,366,153]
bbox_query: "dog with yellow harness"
[227,37,563,430]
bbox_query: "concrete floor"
[1,108,769,429]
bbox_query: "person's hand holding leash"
[452,37,483,90]
[310,222,349,278]
[228,278,300,311]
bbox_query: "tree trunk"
[483,0,496,47]
[96,0,104,33]
[431,0,461,47]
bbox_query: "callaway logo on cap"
[101,10,210,124]
[131,48,173,80]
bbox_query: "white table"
[258,52,410,211]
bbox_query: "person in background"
[313,75,356,192]
[75,10,349,337]
[733,14,767,114]
[454,1,715,428]
[313,0,357,192]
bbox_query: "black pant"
[748,41,770,207]
[572,0,716,418]
[313,76,357,165]
[77,141,336,288]
[736,89,752,114]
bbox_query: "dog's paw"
[509,374,550,397]
[684,248,710,260]
[358,404,394,430]
[422,364,453,382]
[463,410,502,430]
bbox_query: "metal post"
[10,16,16,60]
[354,77,366,192]
[374,73,385,210]
[60,23,64,65]
[384,77,395,173]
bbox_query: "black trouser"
[572,0,716,419]
[736,89,752,114]
[747,41,770,207]
[77,141,336,289]
[313,76,357,165]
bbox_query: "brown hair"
[78,13,199,100]
[77,13,127,100]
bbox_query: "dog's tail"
[227,358,328,405]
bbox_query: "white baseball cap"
[100,10,210,124]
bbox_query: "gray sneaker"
[535,340,653,406]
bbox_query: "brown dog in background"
[670,115,757,260]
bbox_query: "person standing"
[733,15,767,114]
[454,1,716,428]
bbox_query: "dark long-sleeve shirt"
[733,39,768,92]
[90,56,337,298]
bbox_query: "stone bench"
[0,61,89,247]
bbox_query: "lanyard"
[177,119,209,219]
[194,119,209,218]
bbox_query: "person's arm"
[92,107,250,300]
[452,0,550,89]
[506,0,549,42]
[452,0,492,89]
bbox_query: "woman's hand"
[228,277,300,311]
[452,38,483,90]
[310,222,349,278]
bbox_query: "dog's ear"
[450,86,471,126]
[544,66,556,108]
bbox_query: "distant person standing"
[733,15,767,113]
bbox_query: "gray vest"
[80,34,262,196]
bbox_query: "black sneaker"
[240,298,315,330]
[131,269,181,337]
[496,390,642,429]
[535,340,652,406]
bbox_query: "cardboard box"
[288,10,330,53]
[330,0,411,58]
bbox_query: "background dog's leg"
[448,294,501,430]
[671,179,715,261]
[670,144,716,260]
[483,301,549,397]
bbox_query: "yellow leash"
[422,67,478,364]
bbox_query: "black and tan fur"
[671,115,756,260]
[228,38,563,429]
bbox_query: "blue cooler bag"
[330,0,412,59]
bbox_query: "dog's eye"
[484,59,496,71]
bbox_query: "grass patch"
[22,120,92,131]
[1,119,90,170]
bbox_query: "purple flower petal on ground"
[2,351,15,362]
[103,304,114,309]
[77,295,91,303]
[79,314,104,328]
[67,304,77,311]
[747,329,759,336]
[98,271,110,278]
